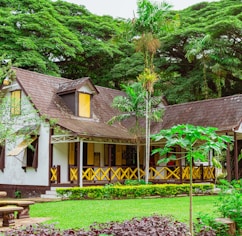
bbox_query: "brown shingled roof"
[11,68,242,142]
[13,68,133,142]
[158,95,242,132]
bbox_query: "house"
[0,68,241,197]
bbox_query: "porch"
[50,165,215,186]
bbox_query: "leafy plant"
[216,179,242,231]
[195,213,228,236]
[14,190,21,199]
[5,215,190,235]
[151,124,233,236]
[124,179,148,185]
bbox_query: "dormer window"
[57,77,98,119]
[78,93,90,118]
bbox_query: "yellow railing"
[81,166,215,182]
[50,166,215,184]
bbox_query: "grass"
[30,195,220,230]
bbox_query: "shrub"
[216,179,242,231]
[56,183,214,200]
[5,215,190,235]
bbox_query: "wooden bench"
[0,200,35,219]
[0,206,23,227]
[0,192,7,198]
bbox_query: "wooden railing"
[50,165,215,184]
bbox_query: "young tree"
[108,82,145,180]
[108,82,163,181]
[151,124,233,236]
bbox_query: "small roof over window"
[56,77,98,95]
[8,136,37,156]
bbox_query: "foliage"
[157,0,242,103]
[151,124,232,235]
[152,124,233,164]
[0,0,240,101]
[0,56,16,84]
[216,179,242,230]
[194,179,242,235]
[4,215,190,235]
[0,0,124,85]
[194,213,227,236]
[56,183,214,200]
[108,82,146,128]
[124,179,148,185]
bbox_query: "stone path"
[0,197,59,233]
[0,217,50,232]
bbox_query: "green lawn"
[30,195,220,230]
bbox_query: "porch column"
[234,133,239,180]
[79,139,83,187]
[226,141,231,182]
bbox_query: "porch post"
[234,132,239,180]
[49,128,54,186]
[226,140,231,182]
[79,139,83,187]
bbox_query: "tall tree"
[133,0,177,183]
[0,0,83,76]
[157,0,242,103]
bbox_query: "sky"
[64,0,219,19]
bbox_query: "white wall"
[0,124,50,186]
[53,143,68,183]
[0,82,50,186]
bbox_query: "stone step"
[40,187,61,199]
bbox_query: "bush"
[194,179,242,236]
[5,215,190,235]
[216,179,242,231]
[56,183,214,200]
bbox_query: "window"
[78,93,90,118]
[26,137,38,169]
[11,90,21,115]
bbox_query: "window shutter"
[32,140,38,169]
[78,93,90,117]
[0,146,5,171]
[11,90,21,115]
[87,143,94,165]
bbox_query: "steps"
[40,187,61,199]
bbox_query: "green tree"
[157,0,242,103]
[0,0,83,76]
[185,34,212,99]
[108,82,163,180]
[152,124,233,235]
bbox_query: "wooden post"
[226,141,231,181]
[234,133,239,180]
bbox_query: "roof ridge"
[167,94,242,108]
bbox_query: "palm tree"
[108,82,146,181]
[132,0,176,183]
